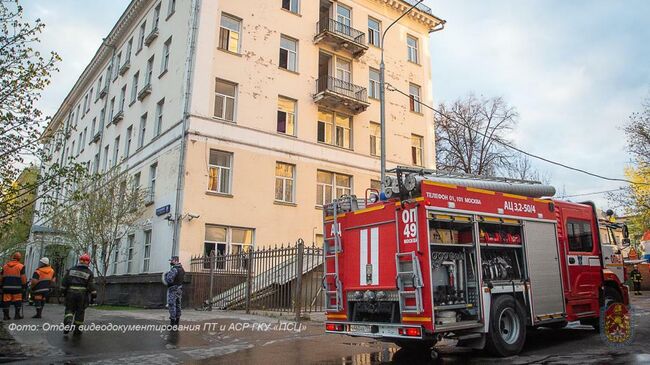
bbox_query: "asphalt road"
[1,293,649,364]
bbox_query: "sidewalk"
[0,304,324,364]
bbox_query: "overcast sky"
[23,0,650,209]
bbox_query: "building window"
[411,134,423,166]
[96,76,103,99]
[275,162,295,203]
[145,56,154,86]
[138,113,147,148]
[369,122,380,156]
[143,230,152,272]
[282,0,299,13]
[103,145,110,171]
[108,97,115,122]
[167,0,176,17]
[153,3,161,30]
[138,21,147,51]
[125,125,133,157]
[133,172,141,190]
[131,72,139,103]
[112,239,120,274]
[207,150,232,194]
[336,4,352,29]
[368,68,380,99]
[155,98,164,137]
[407,35,419,64]
[161,37,172,74]
[93,153,100,174]
[371,179,381,192]
[204,225,254,269]
[219,14,241,53]
[409,83,421,113]
[113,53,121,80]
[317,170,351,206]
[119,85,126,111]
[368,17,381,47]
[126,38,133,61]
[149,163,157,199]
[214,78,236,122]
[318,110,351,149]
[567,220,594,252]
[335,57,351,83]
[279,35,297,72]
[230,228,253,265]
[113,136,120,166]
[127,234,135,273]
[277,96,296,135]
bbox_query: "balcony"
[137,83,152,101]
[111,110,124,125]
[98,85,109,99]
[118,60,131,76]
[314,76,369,115]
[314,18,368,59]
[144,28,159,46]
[91,131,101,143]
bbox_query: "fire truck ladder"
[323,200,343,312]
[395,251,424,314]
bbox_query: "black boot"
[2,309,9,321]
[33,307,42,319]
[14,307,23,320]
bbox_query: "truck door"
[564,218,602,306]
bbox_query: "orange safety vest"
[31,266,55,294]
[1,260,27,294]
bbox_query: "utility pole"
[380,0,424,185]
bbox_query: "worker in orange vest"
[30,257,55,318]
[1,252,27,320]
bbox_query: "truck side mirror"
[622,224,629,239]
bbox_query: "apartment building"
[28,0,444,275]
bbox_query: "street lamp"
[380,0,425,186]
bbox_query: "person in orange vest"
[1,252,27,320]
[30,257,55,318]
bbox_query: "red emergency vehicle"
[323,167,629,358]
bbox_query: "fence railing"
[401,0,434,16]
[316,76,368,104]
[317,18,366,45]
[189,239,323,319]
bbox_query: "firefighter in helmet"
[61,253,96,335]
[30,257,55,318]
[630,264,643,295]
[164,256,185,327]
[1,252,27,320]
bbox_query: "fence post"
[208,250,215,311]
[245,247,254,314]
[294,238,305,321]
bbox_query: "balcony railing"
[314,18,368,58]
[314,76,369,115]
[119,60,131,76]
[400,0,434,16]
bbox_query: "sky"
[22,0,650,209]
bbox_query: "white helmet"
[39,257,50,266]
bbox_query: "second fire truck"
[323,167,629,358]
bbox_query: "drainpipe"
[172,0,202,257]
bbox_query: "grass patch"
[92,305,139,311]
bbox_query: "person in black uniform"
[61,253,97,335]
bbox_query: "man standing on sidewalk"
[61,253,96,335]
[164,256,185,327]
[0,252,27,320]
[30,257,55,318]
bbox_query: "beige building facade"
[29,0,444,274]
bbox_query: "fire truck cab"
[323,167,629,358]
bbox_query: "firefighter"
[1,252,27,320]
[164,256,185,327]
[630,265,643,295]
[61,253,96,335]
[30,257,55,318]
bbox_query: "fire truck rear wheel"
[485,295,526,357]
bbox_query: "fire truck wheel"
[486,295,526,357]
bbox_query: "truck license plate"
[349,324,371,333]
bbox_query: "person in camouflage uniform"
[630,265,643,295]
[164,256,185,327]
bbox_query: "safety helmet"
[79,253,91,263]
[12,252,22,261]
[39,257,50,266]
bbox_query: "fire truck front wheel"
[485,295,526,357]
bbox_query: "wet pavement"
[1,292,649,364]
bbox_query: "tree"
[0,165,38,257]
[50,171,147,302]
[506,155,551,184]
[435,94,518,176]
[0,0,80,238]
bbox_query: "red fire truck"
[323,167,629,358]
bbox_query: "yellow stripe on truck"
[402,316,432,323]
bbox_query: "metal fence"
[189,239,323,319]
